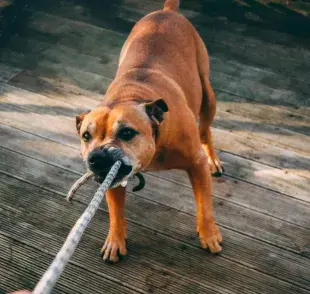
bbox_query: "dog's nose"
[87,146,133,184]
[88,149,108,166]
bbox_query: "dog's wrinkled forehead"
[81,104,150,138]
[80,106,110,137]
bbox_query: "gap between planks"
[0,135,309,252]
[1,83,310,202]
[0,173,309,293]
[1,99,309,203]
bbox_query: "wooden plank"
[210,57,310,97]
[5,50,310,157]
[133,0,310,46]
[21,9,310,104]
[7,66,110,100]
[115,2,310,69]
[28,12,124,59]
[0,98,79,149]
[0,176,268,294]
[0,125,309,249]
[38,1,310,80]
[0,122,308,226]
[0,63,22,82]
[216,94,310,136]
[0,0,28,48]
[1,82,310,198]
[213,109,310,156]
[0,260,68,294]
[18,43,310,138]
[211,71,310,112]
[211,128,310,179]
[0,37,51,70]
[33,0,310,68]
[0,96,306,201]
[153,150,310,202]
[3,33,310,121]
[27,0,310,48]
[0,235,139,294]
[0,173,309,293]
[42,42,310,117]
[23,11,310,113]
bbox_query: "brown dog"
[76,0,223,263]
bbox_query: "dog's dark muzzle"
[87,146,132,185]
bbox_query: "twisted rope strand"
[66,171,94,202]
[32,161,122,294]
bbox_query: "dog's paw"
[208,154,224,177]
[198,221,223,253]
[100,233,127,264]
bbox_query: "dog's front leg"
[187,155,223,253]
[100,186,127,263]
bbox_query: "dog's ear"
[76,111,89,134]
[144,99,168,125]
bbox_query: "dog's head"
[76,99,168,187]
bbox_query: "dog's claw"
[212,170,223,177]
[208,155,224,177]
[198,221,223,254]
[100,234,127,264]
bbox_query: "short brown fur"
[77,0,223,263]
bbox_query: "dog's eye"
[117,127,139,141]
[82,131,91,142]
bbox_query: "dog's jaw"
[110,159,141,189]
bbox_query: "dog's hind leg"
[196,35,224,176]
[187,153,223,253]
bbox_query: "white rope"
[32,161,122,294]
[66,171,94,202]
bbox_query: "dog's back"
[106,0,205,116]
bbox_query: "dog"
[76,0,223,263]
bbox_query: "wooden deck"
[0,0,310,293]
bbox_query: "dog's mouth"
[93,163,133,187]
[86,146,133,188]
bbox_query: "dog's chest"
[146,149,191,171]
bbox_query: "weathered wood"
[0,177,259,294]
[0,173,309,293]
[216,95,310,136]
[1,97,309,201]
[1,83,309,201]
[0,235,136,294]
[31,45,310,134]
[41,43,310,118]
[213,109,310,155]
[0,1,309,292]
[31,0,310,73]
[1,126,309,250]
[23,11,310,113]
[0,0,30,47]
[211,127,310,179]
[1,122,309,227]
[153,151,310,202]
[120,1,310,62]
[5,52,310,156]
[0,260,69,294]
[4,41,310,122]
[0,63,22,82]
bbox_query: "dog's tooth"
[121,156,131,166]
[121,180,128,187]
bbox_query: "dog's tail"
[163,0,179,11]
